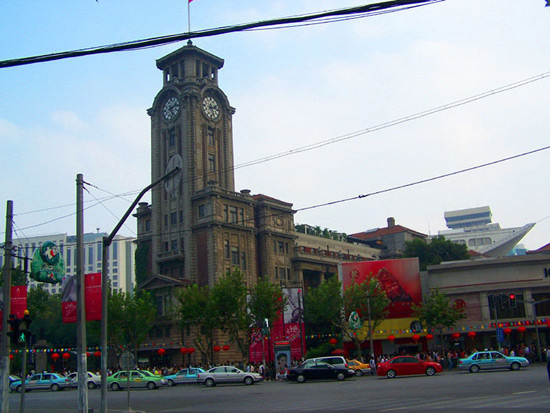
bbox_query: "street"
[6,365,550,412]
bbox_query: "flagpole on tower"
[188,0,192,34]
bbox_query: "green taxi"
[107,370,167,390]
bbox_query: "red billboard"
[340,258,421,319]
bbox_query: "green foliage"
[134,243,150,287]
[305,342,334,359]
[412,289,465,347]
[303,277,343,334]
[177,283,218,365]
[248,277,286,329]
[210,269,251,360]
[403,236,469,270]
[107,288,155,354]
[0,265,28,287]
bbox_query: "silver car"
[198,366,263,387]
[67,371,102,389]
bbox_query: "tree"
[343,278,389,360]
[107,288,156,359]
[303,277,343,340]
[247,278,286,330]
[210,269,251,361]
[0,265,28,287]
[403,236,469,271]
[412,289,465,350]
[177,284,218,365]
[134,243,150,288]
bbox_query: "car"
[164,367,205,386]
[286,360,355,383]
[107,370,167,390]
[67,371,102,389]
[197,366,263,387]
[9,376,21,392]
[9,373,74,392]
[458,351,529,373]
[308,356,348,369]
[347,359,371,376]
[377,356,443,378]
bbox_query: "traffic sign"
[496,327,504,343]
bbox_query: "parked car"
[165,368,205,386]
[286,360,355,383]
[347,359,371,376]
[197,366,263,387]
[10,373,74,392]
[308,356,348,369]
[67,371,102,389]
[458,351,529,373]
[377,356,443,378]
[9,376,21,392]
[107,370,167,390]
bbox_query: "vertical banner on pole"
[62,276,77,324]
[0,286,28,330]
[85,273,102,321]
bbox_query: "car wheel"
[244,376,254,386]
[167,379,175,387]
[147,381,156,390]
[111,382,121,391]
[87,381,96,390]
[51,383,60,392]
[469,365,480,373]
[205,378,215,387]
[386,369,396,379]
[355,370,363,377]
[296,375,306,383]
[336,372,346,381]
[16,385,22,393]
[510,362,521,371]
[426,367,436,376]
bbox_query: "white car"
[197,366,263,387]
[67,371,102,389]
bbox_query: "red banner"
[85,273,102,321]
[0,286,28,330]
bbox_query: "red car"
[377,356,443,378]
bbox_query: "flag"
[0,286,28,330]
[189,0,194,3]
[61,276,77,323]
[85,273,102,321]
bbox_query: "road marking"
[513,390,536,395]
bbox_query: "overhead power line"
[0,0,442,68]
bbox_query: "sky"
[1,0,549,251]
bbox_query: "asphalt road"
[6,364,550,412]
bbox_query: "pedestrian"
[546,348,550,383]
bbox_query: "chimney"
[387,217,395,228]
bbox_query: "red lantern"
[213,346,221,352]
[222,345,230,351]
[180,348,188,354]
[451,333,460,340]
[51,352,60,361]
[503,328,512,335]
[62,352,70,360]
[546,320,550,327]
[412,334,420,342]
[388,335,396,342]
[86,352,91,357]
[329,338,338,345]
[426,334,434,340]
[467,331,476,339]
[158,348,166,356]
[518,326,526,333]
[94,351,101,358]
[9,354,14,360]
[188,347,195,353]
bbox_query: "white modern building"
[0,232,136,295]
[438,206,535,257]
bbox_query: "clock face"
[202,96,220,120]
[163,96,180,121]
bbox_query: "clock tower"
[146,42,258,287]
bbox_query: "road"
[6,364,550,412]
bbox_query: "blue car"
[458,351,529,373]
[10,373,74,392]
[164,368,205,386]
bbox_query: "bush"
[305,342,335,359]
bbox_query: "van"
[309,356,348,369]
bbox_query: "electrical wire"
[0,0,442,69]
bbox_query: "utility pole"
[76,174,89,413]
[100,166,180,413]
[1,200,13,413]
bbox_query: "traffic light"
[7,314,20,346]
[19,310,32,345]
[509,293,517,308]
